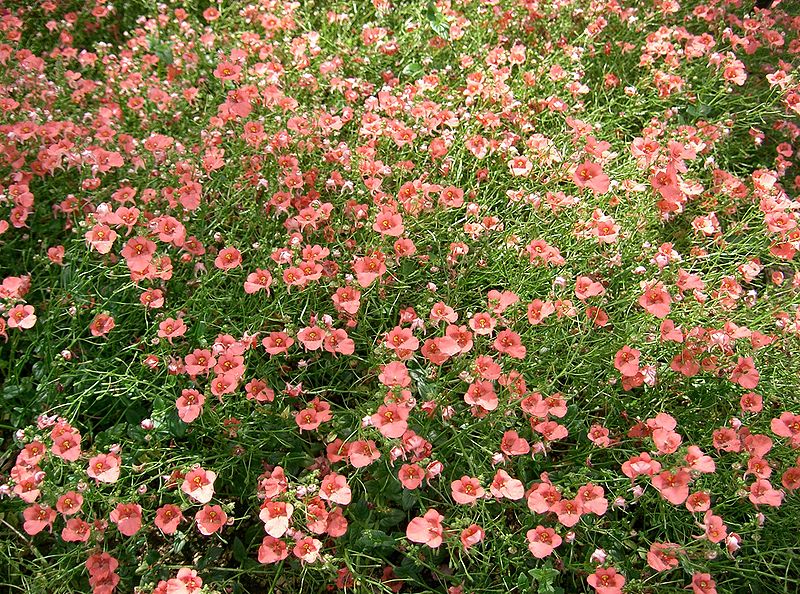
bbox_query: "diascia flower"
[258,536,289,564]
[110,502,143,537]
[157,317,187,343]
[214,246,242,271]
[154,504,184,535]
[460,524,485,550]
[259,501,293,538]
[6,304,36,330]
[196,505,227,535]
[23,504,56,535]
[406,509,445,547]
[181,467,217,504]
[176,389,205,423]
[587,567,625,594]
[451,476,484,504]
[320,472,352,505]
[87,452,121,483]
[527,526,562,558]
[293,536,323,563]
[573,161,610,194]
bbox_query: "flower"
[451,476,484,504]
[23,504,56,536]
[406,509,445,548]
[110,502,143,537]
[259,501,293,538]
[56,491,84,516]
[460,524,485,549]
[155,504,184,535]
[196,505,227,535]
[258,535,289,564]
[87,452,121,484]
[7,304,36,329]
[574,161,610,194]
[214,246,242,270]
[176,389,205,423]
[293,536,323,563]
[181,467,216,504]
[527,526,562,559]
[587,567,625,594]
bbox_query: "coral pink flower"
[52,432,81,462]
[373,209,404,236]
[155,504,184,535]
[406,509,445,548]
[8,305,36,330]
[684,446,715,474]
[501,430,530,456]
[196,505,227,535]
[691,573,717,594]
[730,356,759,389]
[378,361,411,387]
[352,254,386,287]
[23,504,56,535]
[385,326,419,352]
[587,567,625,594]
[348,440,381,468]
[293,536,323,563]
[574,161,610,194]
[157,317,187,343]
[398,464,425,489]
[56,491,83,516]
[552,498,583,527]
[469,312,496,335]
[372,403,409,438]
[181,467,216,504]
[621,452,662,479]
[332,286,362,315]
[87,452,121,483]
[493,329,526,359]
[652,469,691,505]
[214,247,242,271]
[90,313,115,337]
[262,331,294,355]
[703,511,727,543]
[176,389,205,423]
[488,467,523,500]
[259,501,294,538]
[320,472,351,506]
[62,518,91,542]
[258,535,289,564]
[323,328,355,355]
[244,269,273,294]
[439,186,464,208]
[639,282,671,318]
[451,476,484,504]
[460,524,485,549]
[527,526,562,558]
[110,502,143,537]
[464,380,498,411]
[686,491,711,513]
[614,346,640,377]
[297,326,325,350]
[647,542,680,572]
[213,61,242,81]
[748,479,784,507]
[577,484,608,516]
[85,224,118,254]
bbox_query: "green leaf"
[378,508,406,528]
[232,537,247,564]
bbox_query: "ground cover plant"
[0,0,799,592]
